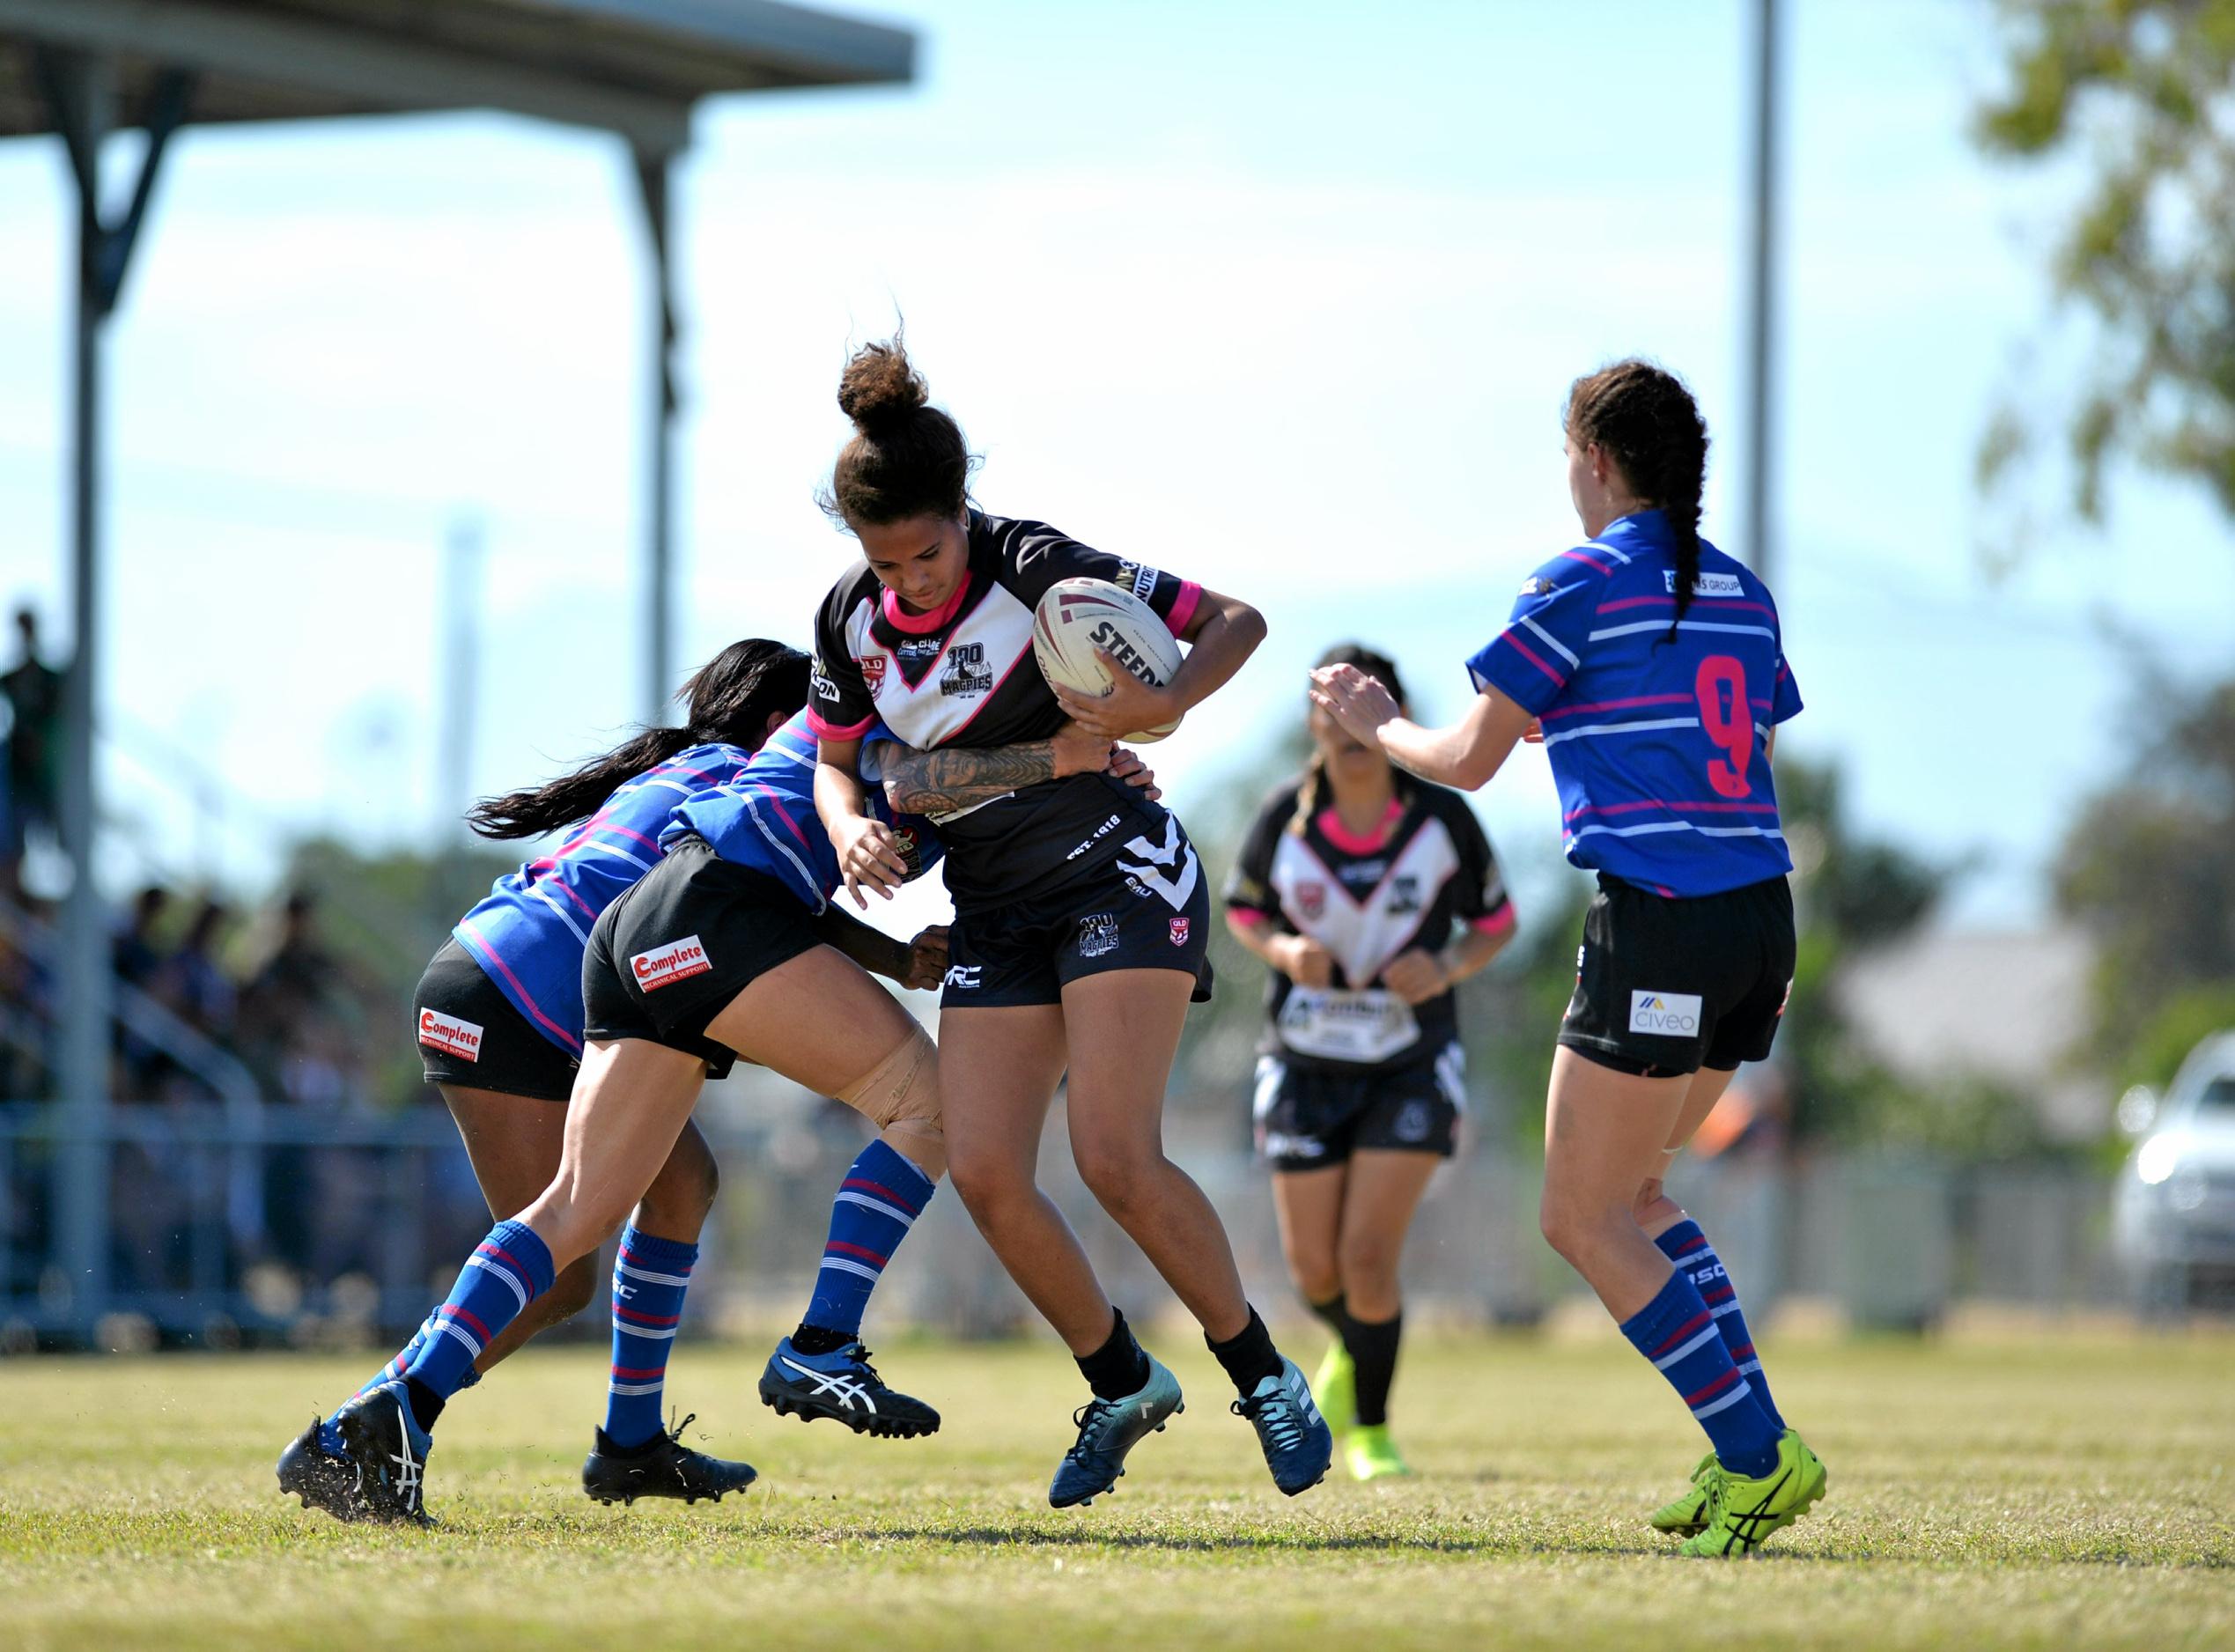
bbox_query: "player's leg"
[1538,1048,1786,1485]
[737,976,947,1439]
[1331,1148,1440,1479]
[1061,965,1331,1496]
[1269,1161,1355,1434]
[938,1000,1184,1507]
[308,1038,710,1523]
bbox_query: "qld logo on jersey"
[856,653,889,694]
[1295,881,1327,921]
[1629,991,1703,1036]
[633,935,712,992]
[1169,916,1191,948]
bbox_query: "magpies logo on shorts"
[1079,913,1119,957]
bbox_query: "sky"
[1,0,2230,939]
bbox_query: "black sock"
[1076,1307,1152,1400]
[1206,1305,1282,1395]
[1346,1309,1403,1427]
[789,1322,853,1356]
[1307,1292,1348,1337]
[402,1375,446,1434]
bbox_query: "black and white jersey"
[809,510,1205,911]
[1224,777,1514,1073]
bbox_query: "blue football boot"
[1232,1355,1333,1496]
[1049,1353,1184,1508]
[759,1337,940,1438]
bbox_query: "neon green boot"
[1310,1339,1356,1439]
[1344,1421,1411,1481]
[1649,1451,1718,1536]
[1678,1430,1829,1558]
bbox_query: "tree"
[1977,1,2235,524]
[2054,673,2235,1083]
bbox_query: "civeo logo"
[632,935,712,992]
[1629,990,1702,1036]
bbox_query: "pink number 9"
[1694,655,1752,800]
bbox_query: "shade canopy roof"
[0,0,914,152]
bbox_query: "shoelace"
[1065,1398,1122,1462]
[662,1410,699,1447]
[1232,1388,1304,1452]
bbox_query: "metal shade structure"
[0,0,913,1330]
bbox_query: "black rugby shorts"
[413,938,581,1102]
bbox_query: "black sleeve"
[985,515,1203,632]
[1222,785,1295,918]
[1435,788,1513,931]
[808,573,879,741]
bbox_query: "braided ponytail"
[1562,359,1710,641]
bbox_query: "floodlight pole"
[35,47,193,1329]
[1740,0,1781,584]
[636,149,680,726]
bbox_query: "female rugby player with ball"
[1224,644,1515,1480]
[810,336,1333,1507]
[1312,360,1826,1556]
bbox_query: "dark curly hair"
[1564,359,1710,638]
[466,638,810,839]
[818,332,976,527]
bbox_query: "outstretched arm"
[1309,666,1537,793]
[877,726,1163,817]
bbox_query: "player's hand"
[1522,719,1545,746]
[1308,662,1401,743]
[1382,948,1449,1006]
[1277,933,1337,989]
[835,814,908,907]
[904,925,950,992]
[1108,745,1162,801]
[1050,720,1117,779]
[1054,649,1179,741]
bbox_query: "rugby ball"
[1032,578,1184,742]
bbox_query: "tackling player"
[1224,644,1515,1480]
[1310,360,1826,1556]
[809,336,1333,1507]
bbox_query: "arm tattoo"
[882,740,1057,815]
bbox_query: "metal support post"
[1740,0,1781,582]
[635,149,680,726]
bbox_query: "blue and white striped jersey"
[661,709,944,917]
[454,741,755,1056]
[1464,510,1803,898]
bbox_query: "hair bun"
[837,337,930,436]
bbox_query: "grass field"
[2,1330,2230,1650]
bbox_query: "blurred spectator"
[1,607,64,899]
[112,886,173,1102]
[154,896,236,1045]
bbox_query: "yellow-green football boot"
[1649,1451,1717,1536]
[1310,1340,1357,1438]
[1344,1421,1411,1481]
[1678,1429,1828,1558]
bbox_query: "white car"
[2113,1030,2235,1309]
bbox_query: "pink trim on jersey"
[882,571,974,635]
[1471,904,1517,935]
[552,877,600,921]
[1555,549,1619,577]
[749,783,810,845]
[1315,799,1404,856]
[1165,579,1203,637]
[1496,629,1567,685]
[808,707,877,741]
[1227,905,1270,926]
[1564,797,1781,822]
[456,917,585,1054]
[1540,692,1692,723]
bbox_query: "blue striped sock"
[1618,1265,1781,1478]
[1656,1219,1786,1432]
[604,1226,697,1448]
[801,1139,934,1339]
[401,1218,554,1404]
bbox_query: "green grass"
[2,1331,2230,1650]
